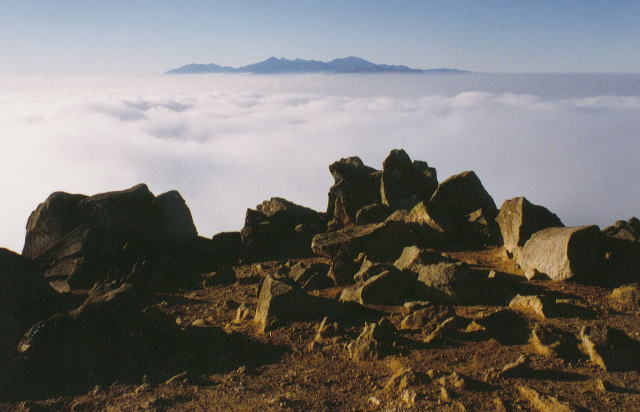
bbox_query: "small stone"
[440,386,452,402]
[488,270,497,279]
[497,355,531,378]
[594,378,613,392]
[165,371,189,385]
[402,389,417,407]
[403,300,432,311]
[509,294,548,319]
[610,283,640,311]
[233,303,251,324]
[191,319,206,327]
[518,385,577,412]
[367,396,381,407]
[525,268,545,281]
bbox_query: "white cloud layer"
[1,73,639,252]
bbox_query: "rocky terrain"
[1,149,639,411]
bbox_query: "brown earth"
[4,249,640,412]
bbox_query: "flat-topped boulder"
[496,197,563,254]
[517,225,603,281]
[22,185,201,290]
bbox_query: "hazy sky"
[1,1,639,75]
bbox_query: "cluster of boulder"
[2,148,640,403]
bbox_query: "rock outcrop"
[241,197,326,261]
[380,149,437,210]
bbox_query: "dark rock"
[579,324,640,371]
[530,323,581,360]
[0,248,58,360]
[355,203,392,225]
[496,197,564,254]
[202,267,237,287]
[603,217,640,243]
[423,317,458,345]
[404,201,450,233]
[473,309,529,345]
[496,355,531,378]
[327,252,360,286]
[517,225,604,281]
[22,192,87,259]
[311,220,416,261]
[429,170,498,222]
[326,157,381,230]
[380,149,437,210]
[23,185,202,290]
[241,197,326,261]
[610,283,640,311]
[288,262,332,290]
[340,269,415,306]
[155,191,198,243]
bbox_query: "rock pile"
[1,148,640,410]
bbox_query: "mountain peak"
[166,57,472,75]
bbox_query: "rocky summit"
[1,149,640,411]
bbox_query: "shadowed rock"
[579,324,640,371]
[380,149,437,210]
[241,197,326,261]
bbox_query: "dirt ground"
[3,248,640,411]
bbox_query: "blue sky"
[1,0,639,75]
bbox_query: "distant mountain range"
[166,56,471,74]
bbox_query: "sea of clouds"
[1,73,639,252]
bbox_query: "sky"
[1,1,639,75]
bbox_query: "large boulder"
[23,185,202,290]
[517,226,603,281]
[429,170,498,221]
[326,157,381,230]
[241,197,326,261]
[311,220,418,261]
[380,149,437,210]
[0,249,58,361]
[254,276,321,332]
[340,269,415,306]
[496,197,564,254]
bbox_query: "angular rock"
[311,220,416,260]
[23,184,201,290]
[380,149,437,210]
[517,225,603,281]
[393,246,453,272]
[610,283,640,311]
[496,355,531,378]
[404,201,449,233]
[355,203,392,226]
[530,324,580,360]
[288,262,332,291]
[508,295,549,319]
[518,386,577,412]
[155,191,198,243]
[327,252,360,286]
[429,170,498,222]
[254,276,319,332]
[340,269,415,306]
[241,197,326,261]
[496,197,564,254]
[603,217,640,243]
[400,304,455,330]
[0,248,58,360]
[579,324,640,371]
[423,316,457,345]
[326,156,381,230]
[353,259,397,284]
[414,261,484,304]
[22,192,87,259]
[473,310,529,345]
[347,319,396,361]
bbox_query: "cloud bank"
[1,73,639,252]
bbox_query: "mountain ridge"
[166,56,471,74]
